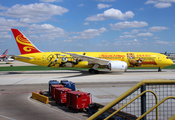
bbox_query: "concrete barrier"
[32,92,49,104]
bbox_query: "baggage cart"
[51,84,64,99]
[55,88,72,105]
[60,80,76,91]
[67,91,90,110]
[49,80,59,95]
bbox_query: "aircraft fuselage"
[15,52,173,69]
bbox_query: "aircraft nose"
[167,59,174,66]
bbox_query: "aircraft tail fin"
[2,49,9,56]
[11,28,41,54]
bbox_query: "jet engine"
[108,61,127,72]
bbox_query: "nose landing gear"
[158,67,162,72]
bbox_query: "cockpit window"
[166,57,170,59]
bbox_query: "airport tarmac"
[0,61,175,120]
[0,82,138,120]
[0,69,175,85]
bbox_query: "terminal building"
[161,53,175,60]
[167,53,175,60]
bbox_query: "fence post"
[141,85,146,120]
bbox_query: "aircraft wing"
[63,52,109,65]
[9,55,33,59]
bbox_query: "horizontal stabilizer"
[10,55,33,59]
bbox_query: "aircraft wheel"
[95,70,99,74]
[89,69,99,74]
[89,69,92,73]
[91,69,95,74]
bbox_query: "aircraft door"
[42,55,46,65]
[158,55,162,62]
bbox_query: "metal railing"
[87,79,175,120]
[104,90,158,120]
[137,96,175,120]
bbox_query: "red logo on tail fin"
[11,29,41,54]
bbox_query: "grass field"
[0,66,89,71]
[0,65,175,71]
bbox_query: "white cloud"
[148,26,169,32]
[156,40,168,44]
[134,39,138,42]
[123,29,139,34]
[110,21,148,30]
[96,44,103,46]
[97,4,112,9]
[85,8,134,21]
[154,2,172,8]
[63,40,72,42]
[137,32,153,36]
[29,35,38,39]
[145,0,175,4]
[0,5,8,10]
[27,24,68,40]
[0,32,8,35]
[70,27,108,39]
[0,3,68,17]
[40,0,63,2]
[115,39,141,46]
[158,0,175,2]
[20,16,51,23]
[0,26,10,32]
[145,0,157,4]
[29,24,66,33]
[153,37,161,39]
[125,43,131,45]
[96,0,115,2]
[77,44,84,47]
[83,22,89,25]
[0,17,28,28]
[119,35,136,38]
[139,7,145,10]
[145,0,174,8]
[4,35,12,38]
[0,31,12,39]
[102,40,107,42]
[0,3,69,23]
[78,4,84,7]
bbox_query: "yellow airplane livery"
[11,28,173,73]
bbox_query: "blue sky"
[0,0,175,55]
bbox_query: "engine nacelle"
[108,61,127,72]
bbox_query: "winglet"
[11,28,41,54]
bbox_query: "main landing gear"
[89,69,99,74]
[158,67,162,72]
[89,64,100,74]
